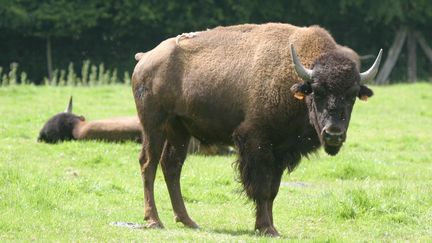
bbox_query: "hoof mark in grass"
[110,222,144,229]
[280,182,310,188]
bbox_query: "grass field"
[0,83,431,242]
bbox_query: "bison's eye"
[313,93,325,101]
[313,89,326,100]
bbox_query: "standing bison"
[132,23,382,236]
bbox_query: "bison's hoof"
[256,226,280,237]
[145,220,164,229]
[175,216,200,229]
[185,221,200,229]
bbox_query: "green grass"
[0,83,431,242]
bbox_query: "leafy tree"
[1,0,432,83]
[0,0,108,80]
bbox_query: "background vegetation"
[0,84,431,241]
[1,0,432,84]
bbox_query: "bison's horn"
[360,49,383,82]
[290,44,313,82]
[65,96,73,113]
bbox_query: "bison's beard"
[324,144,341,156]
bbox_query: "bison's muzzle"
[321,125,346,155]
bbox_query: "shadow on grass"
[109,221,300,240]
[207,228,255,237]
[207,227,298,240]
[110,222,254,236]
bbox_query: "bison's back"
[177,23,337,104]
[75,117,142,142]
[336,45,361,71]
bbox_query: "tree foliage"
[1,0,431,83]
[1,0,108,37]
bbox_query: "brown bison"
[38,97,142,143]
[132,23,382,236]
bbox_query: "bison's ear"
[78,115,86,121]
[290,83,312,100]
[358,85,373,101]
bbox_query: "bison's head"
[290,45,382,155]
[38,96,85,143]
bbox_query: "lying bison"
[38,96,143,143]
[132,23,382,236]
[37,97,231,155]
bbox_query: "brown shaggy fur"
[72,116,143,142]
[336,44,361,71]
[132,23,376,236]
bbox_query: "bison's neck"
[271,120,321,172]
[73,117,142,142]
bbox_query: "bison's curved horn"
[360,49,383,82]
[65,96,73,113]
[290,44,313,82]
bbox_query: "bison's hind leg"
[160,118,199,229]
[139,126,166,229]
[135,97,169,228]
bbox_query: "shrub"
[1,61,130,86]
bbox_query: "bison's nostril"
[322,126,345,146]
[324,126,343,136]
[324,132,332,139]
[325,131,343,137]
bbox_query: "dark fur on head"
[313,51,360,88]
[38,113,84,143]
[293,51,374,155]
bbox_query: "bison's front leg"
[233,124,283,236]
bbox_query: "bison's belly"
[175,99,243,145]
[179,115,236,145]
[174,81,245,145]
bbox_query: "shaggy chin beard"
[324,144,341,156]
